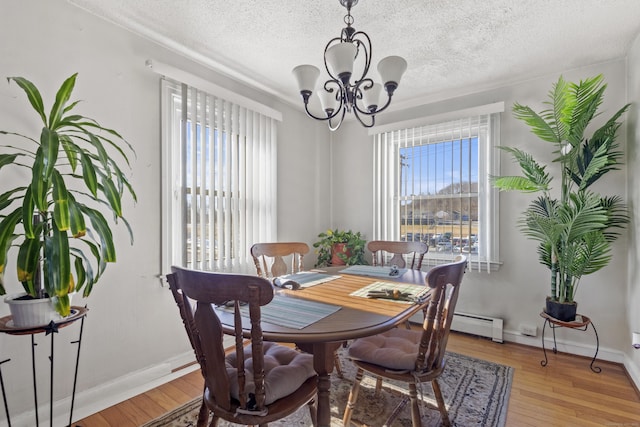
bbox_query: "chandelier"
[292,0,407,131]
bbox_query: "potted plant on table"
[313,229,367,267]
[493,74,629,321]
[0,74,136,327]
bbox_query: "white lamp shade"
[377,55,407,85]
[292,65,320,92]
[318,88,339,113]
[325,42,357,77]
[362,83,382,109]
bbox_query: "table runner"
[340,265,408,278]
[276,271,341,288]
[350,281,430,304]
[219,295,341,329]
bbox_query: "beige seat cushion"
[226,342,316,405]
[348,327,422,371]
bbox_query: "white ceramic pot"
[4,293,63,328]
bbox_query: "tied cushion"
[226,342,315,405]
[348,327,423,371]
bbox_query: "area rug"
[143,349,513,426]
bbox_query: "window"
[372,105,502,271]
[161,78,280,274]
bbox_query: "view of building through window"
[399,137,479,256]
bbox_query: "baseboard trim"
[503,329,625,363]
[6,350,198,427]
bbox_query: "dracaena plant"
[493,74,629,304]
[0,73,136,316]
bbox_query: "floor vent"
[451,311,503,343]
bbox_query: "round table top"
[0,306,88,335]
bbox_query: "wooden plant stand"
[539,311,601,373]
[0,306,88,427]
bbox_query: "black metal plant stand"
[540,311,601,373]
[0,306,88,427]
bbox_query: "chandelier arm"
[352,78,373,114]
[352,106,375,128]
[302,103,334,121]
[328,107,347,131]
[350,31,372,83]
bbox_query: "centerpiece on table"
[313,229,367,267]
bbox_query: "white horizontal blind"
[161,79,277,274]
[373,113,500,272]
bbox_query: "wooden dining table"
[215,267,429,427]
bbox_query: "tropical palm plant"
[494,74,629,305]
[0,73,136,317]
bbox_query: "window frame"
[371,104,503,272]
[160,78,279,275]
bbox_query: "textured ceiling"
[67,0,640,110]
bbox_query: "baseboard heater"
[450,311,503,343]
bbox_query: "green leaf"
[48,73,77,129]
[0,187,26,212]
[79,151,98,197]
[59,135,78,172]
[30,147,48,212]
[40,127,59,180]
[17,237,41,295]
[0,207,22,295]
[80,205,116,262]
[43,221,72,298]
[88,132,110,172]
[7,77,47,124]
[21,186,35,239]
[0,153,20,171]
[101,176,122,217]
[52,170,70,231]
[73,256,86,292]
[0,208,23,292]
[67,195,87,238]
[51,294,71,317]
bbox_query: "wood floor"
[75,332,640,426]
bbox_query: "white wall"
[331,61,634,366]
[1,0,638,423]
[626,31,640,387]
[0,0,328,424]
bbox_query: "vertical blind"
[161,78,278,274]
[373,113,500,272]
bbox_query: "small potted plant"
[313,229,367,267]
[493,74,629,321]
[0,74,136,327]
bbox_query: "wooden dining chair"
[167,266,318,427]
[367,240,429,270]
[369,240,429,330]
[342,256,467,427]
[250,241,345,378]
[250,242,309,279]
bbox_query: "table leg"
[297,342,342,427]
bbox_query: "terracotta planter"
[544,297,577,322]
[330,243,351,266]
[4,293,63,328]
